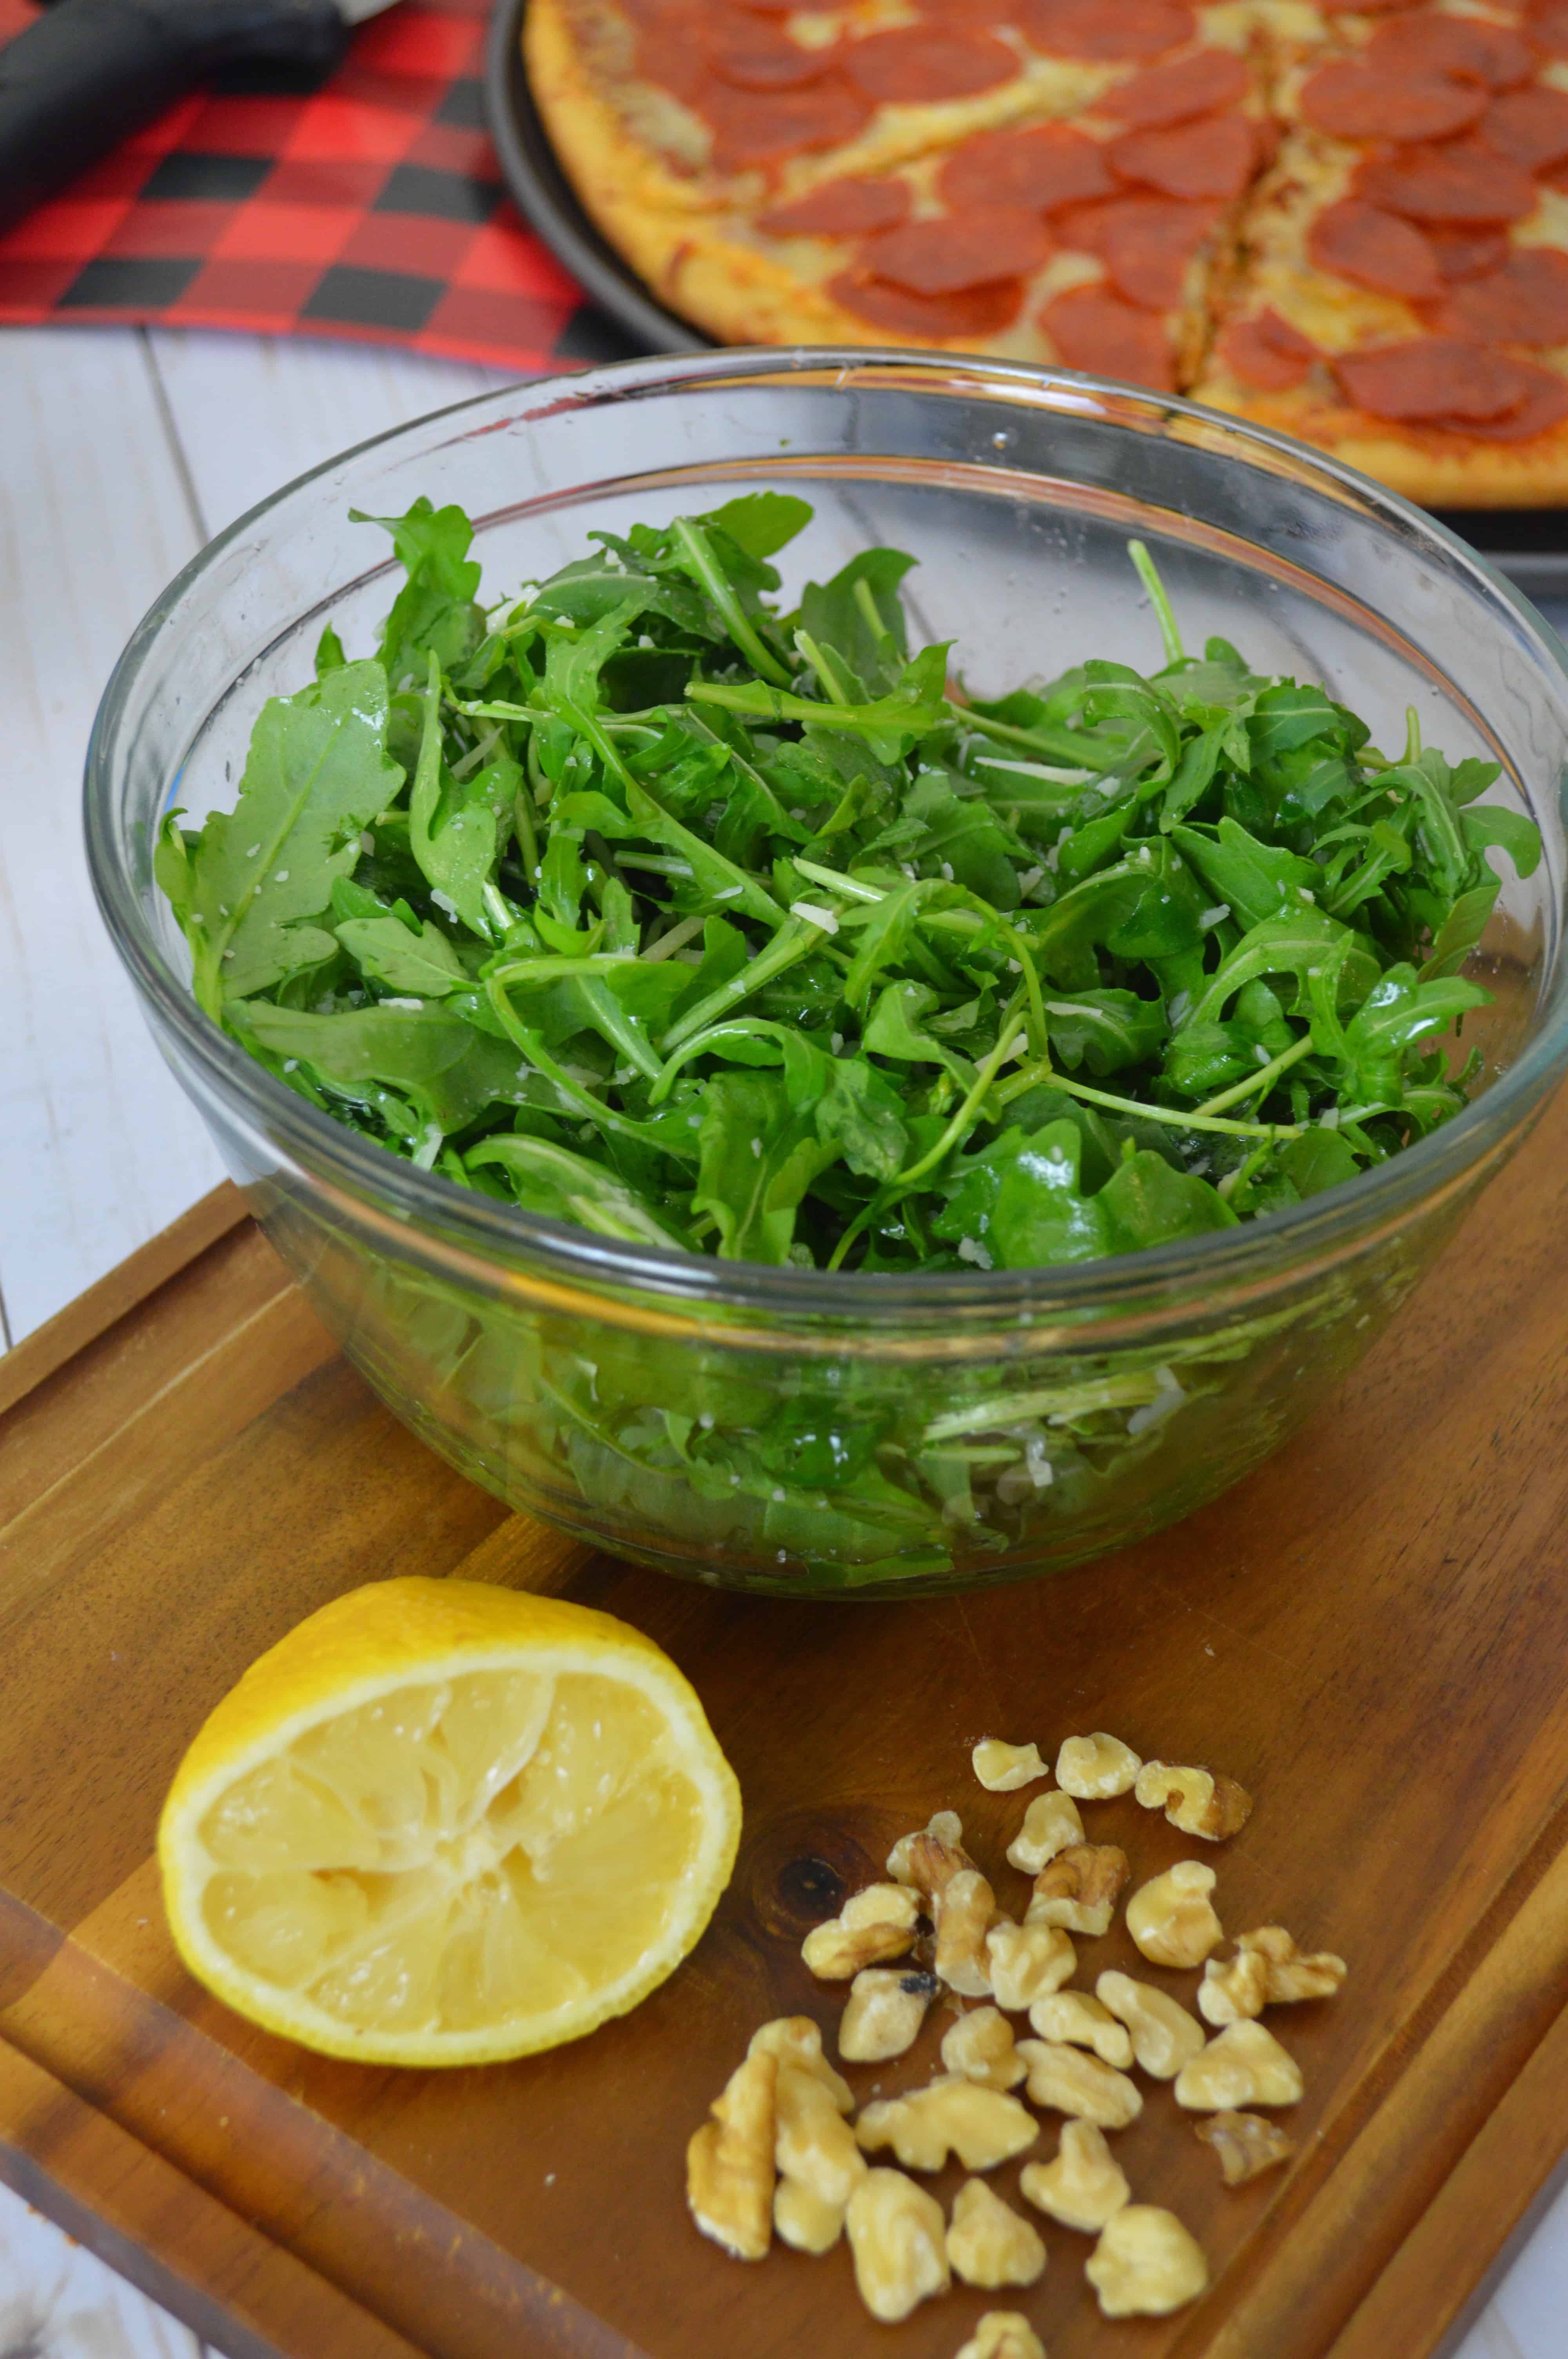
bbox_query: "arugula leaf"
[243,1000,530,1133]
[694,1073,840,1263]
[1171,819,1321,931]
[796,547,916,694]
[356,498,483,687]
[1044,989,1166,1077]
[933,1121,1111,1268]
[703,491,813,560]
[170,660,403,1017]
[467,1134,688,1247]
[335,909,467,996]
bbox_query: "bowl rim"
[84,345,1568,1321]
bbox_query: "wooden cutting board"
[5,1082,1568,2359]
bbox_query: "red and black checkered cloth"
[0,0,632,369]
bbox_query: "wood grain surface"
[4,1071,1568,2359]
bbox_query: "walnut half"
[1006,1788,1086,1873]
[1056,1732,1142,1799]
[973,1738,1048,1791]
[936,1866,1000,1997]
[955,2314,1047,2359]
[749,2016,853,2113]
[840,1968,938,2063]
[1095,1970,1205,2081]
[1126,1859,1223,1968]
[1174,2019,1304,2111]
[986,1919,1076,2010]
[846,2169,951,2322]
[1027,1844,1130,1938]
[801,1883,921,1978]
[1240,1924,1348,2004]
[772,2062,866,2254]
[1014,2040,1143,2130]
[1020,2118,1131,2234]
[857,2077,1040,2173]
[1196,2110,1298,2186]
[888,1809,976,1896]
[687,2048,777,2261]
[1134,1759,1253,1841]
[1027,1990,1133,2070]
[941,2005,1027,2091]
[1087,2205,1209,2317]
[946,2178,1047,2289]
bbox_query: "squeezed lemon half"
[158,1577,742,2066]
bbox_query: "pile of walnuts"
[686,1728,1346,2350]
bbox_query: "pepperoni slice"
[1355,142,1537,224]
[843,27,1019,104]
[1434,247,1568,344]
[1530,2,1568,56]
[1308,198,1442,300]
[828,270,1025,337]
[1216,307,1317,391]
[1364,16,1537,88]
[702,78,874,169]
[708,29,837,90]
[1321,0,1425,13]
[1481,85,1568,168]
[1428,225,1511,281]
[758,175,911,237]
[1058,192,1220,308]
[938,122,1115,214]
[1446,373,1568,439]
[1109,113,1258,200]
[1022,0,1195,62]
[1096,48,1249,127]
[1334,336,1559,421]
[859,209,1054,294]
[913,0,1029,18]
[1040,284,1176,388]
[1298,62,1488,144]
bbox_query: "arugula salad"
[157,492,1539,1279]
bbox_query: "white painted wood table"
[1,320,1564,2359]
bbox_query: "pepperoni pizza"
[525,0,1568,505]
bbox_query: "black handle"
[0,0,348,232]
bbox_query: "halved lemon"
[158,1577,741,2065]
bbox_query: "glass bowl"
[87,351,1568,1598]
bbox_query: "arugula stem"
[794,629,854,706]
[512,788,538,882]
[852,576,894,652]
[1216,1136,1277,1201]
[482,988,689,1153]
[1403,705,1423,764]
[1128,539,1185,668]
[793,858,886,904]
[672,518,791,687]
[828,1019,1027,1271]
[1005,931,1050,1061]
[687,679,938,740]
[641,911,707,963]
[995,1059,1302,1139]
[955,705,1124,774]
[1191,1030,1315,1117]
[660,916,817,1052]
[526,729,552,810]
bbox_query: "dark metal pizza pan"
[485,0,708,358]
[485,0,1568,602]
